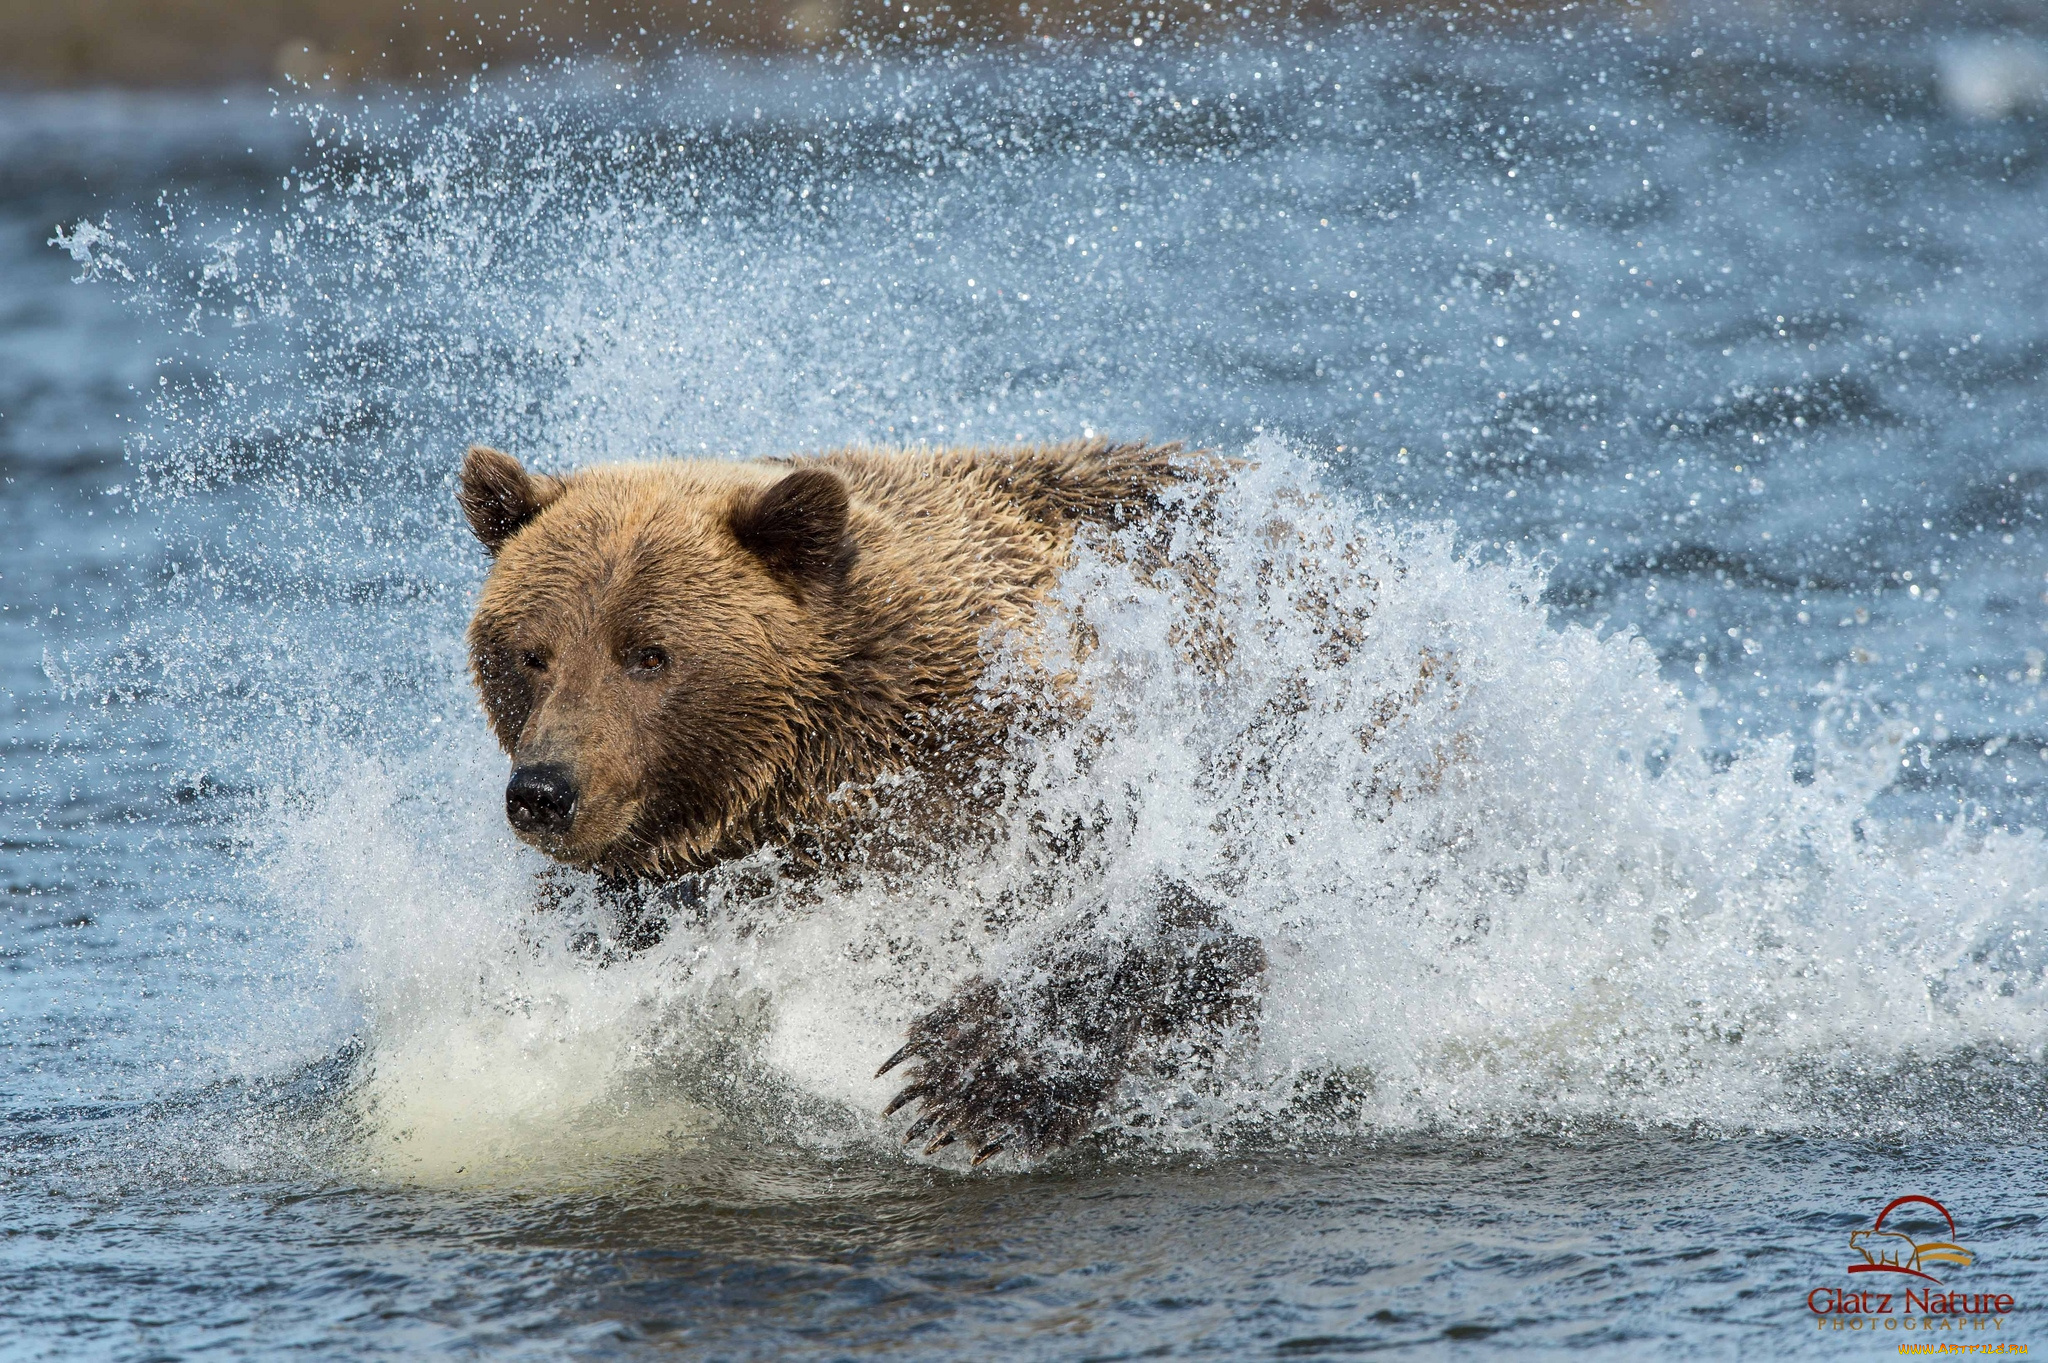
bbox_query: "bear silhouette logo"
[1847,1196,1974,1283]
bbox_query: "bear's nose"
[506,764,578,837]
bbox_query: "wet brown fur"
[463,439,1200,879]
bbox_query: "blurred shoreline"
[0,0,1992,90]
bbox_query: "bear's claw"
[881,1083,928,1118]
[878,977,1119,1167]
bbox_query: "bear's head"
[458,445,855,876]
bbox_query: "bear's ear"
[730,467,852,581]
[458,445,564,554]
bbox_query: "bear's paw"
[877,978,1125,1167]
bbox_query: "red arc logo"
[1846,1195,1974,1284]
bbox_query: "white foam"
[254,445,2048,1176]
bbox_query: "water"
[6,14,2048,1357]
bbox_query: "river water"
[5,13,2048,1358]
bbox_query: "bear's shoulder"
[796,439,1197,529]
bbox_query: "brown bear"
[457,439,1266,1164]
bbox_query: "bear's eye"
[519,649,549,673]
[627,646,669,676]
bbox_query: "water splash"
[73,46,2048,1182]
[233,446,2048,1181]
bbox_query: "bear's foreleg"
[878,881,1266,1165]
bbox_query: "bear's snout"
[506,763,579,838]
